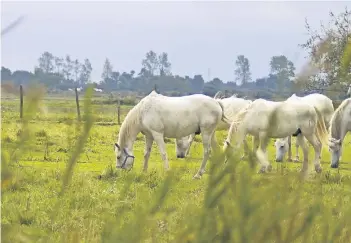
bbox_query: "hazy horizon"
[2,1,351,83]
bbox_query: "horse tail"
[214,91,223,99]
[216,100,231,124]
[313,106,329,147]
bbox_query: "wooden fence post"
[75,87,81,121]
[20,85,23,119]
[117,98,121,125]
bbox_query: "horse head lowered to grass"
[114,90,231,179]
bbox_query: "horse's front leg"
[294,138,300,162]
[193,131,214,179]
[143,135,154,172]
[151,132,170,171]
[256,132,271,173]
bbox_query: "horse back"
[139,94,223,136]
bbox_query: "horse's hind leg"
[304,133,323,173]
[287,136,293,162]
[151,132,170,171]
[297,135,309,178]
[294,137,300,162]
[185,133,196,156]
[253,135,259,154]
[193,131,214,179]
[241,136,249,160]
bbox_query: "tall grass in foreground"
[2,86,351,242]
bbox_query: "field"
[2,90,351,243]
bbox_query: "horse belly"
[163,123,199,138]
[161,113,200,138]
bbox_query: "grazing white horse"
[274,93,334,162]
[223,98,329,175]
[175,91,253,158]
[328,98,351,168]
[114,91,231,179]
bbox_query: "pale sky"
[2,1,351,83]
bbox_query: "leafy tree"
[138,67,151,78]
[188,75,204,93]
[269,55,295,88]
[300,7,351,88]
[79,58,93,84]
[38,51,54,74]
[234,55,251,85]
[158,52,171,76]
[130,70,135,78]
[142,51,159,76]
[101,58,113,81]
[11,70,35,85]
[1,67,12,81]
[111,71,120,82]
[54,57,64,75]
[73,59,81,83]
[63,55,73,80]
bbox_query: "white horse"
[328,98,351,168]
[114,91,231,179]
[175,91,253,158]
[223,98,329,175]
[274,93,334,162]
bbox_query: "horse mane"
[223,99,252,122]
[117,99,143,147]
[226,101,255,144]
[329,98,351,138]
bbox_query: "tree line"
[2,8,350,100]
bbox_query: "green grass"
[2,92,351,242]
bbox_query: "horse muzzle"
[177,153,185,159]
[330,163,339,169]
[116,165,126,169]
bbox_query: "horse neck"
[118,125,140,152]
[117,110,141,151]
[330,109,347,142]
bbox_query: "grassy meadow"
[1,90,351,243]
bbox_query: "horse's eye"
[280,145,284,149]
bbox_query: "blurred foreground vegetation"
[1,85,351,242]
[2,5,351,243]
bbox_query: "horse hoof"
[193,174,201,179]
[258,168,266,174]
[315,165,322,173]
[287,158,293,162]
